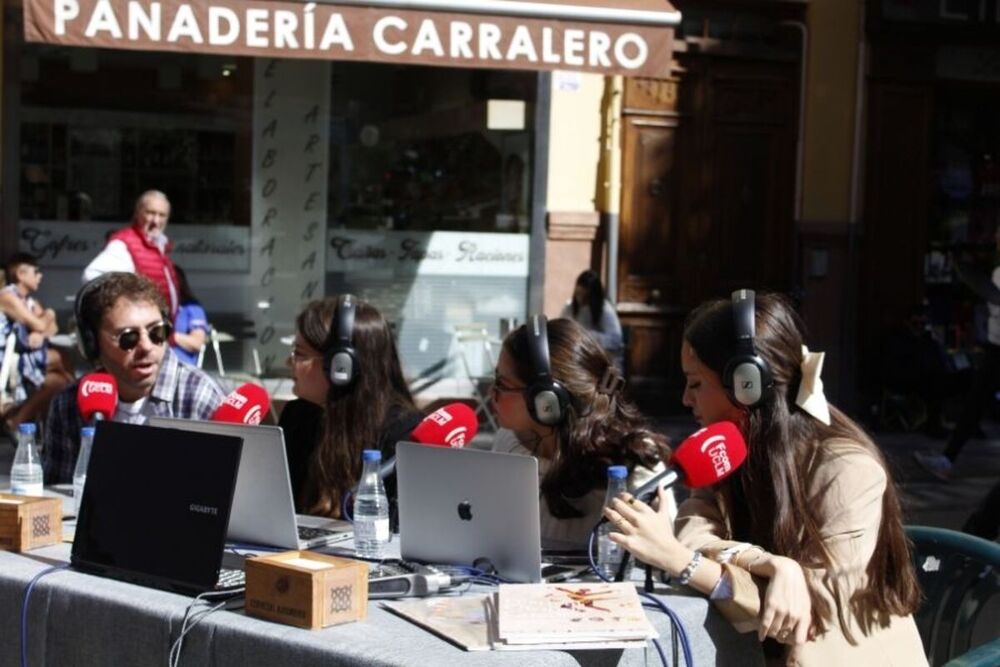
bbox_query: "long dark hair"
[571,270,606,330]
[296,297,415,517]
[683,293,920,640]
[503,318,668,517]
[173,265,199,305]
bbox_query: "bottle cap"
[81,426,96,438]
[18,423,37,435]
[607,465,627,480]
[362,449,382,462]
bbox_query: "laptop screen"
[72,421,243,593]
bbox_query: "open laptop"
[396,443,542,583]
[72,421,244,594]
[148,417,351,550]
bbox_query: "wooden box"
[245,550,368,629]
[0,494,63,552]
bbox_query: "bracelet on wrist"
[676,550,702,586]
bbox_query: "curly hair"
[502,317,669,518]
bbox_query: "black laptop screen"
[71,421,243,592]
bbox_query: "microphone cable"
[587,524,693,667]
[168,587,245,667]
[21,564,70,667]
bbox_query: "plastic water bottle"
[353,449,390,560]
[598,465,629,580]
[10,423,43,497]
[73,426,96,514]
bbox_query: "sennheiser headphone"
[722,289,771,407]
[524,314,571,426]
[74,272,170,361]
[323,294,358,387]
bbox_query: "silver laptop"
[148,417,351,550]
[396,443,542,583]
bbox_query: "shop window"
[19,46,250,225]
[327,63,536,233]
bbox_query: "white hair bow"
[795,345,830,425]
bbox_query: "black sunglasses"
[108,321,173,351]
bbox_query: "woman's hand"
[603,488,686,573]
[756,555,812,646]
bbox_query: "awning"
[23,0,679,76]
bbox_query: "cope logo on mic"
[427,409,453,426]
[243,405,263,425]
[224,392,248,410]
[81,380,114,397]
[700,435,734,477]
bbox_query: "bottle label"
[354,518,390,542]
[11,482,43,497]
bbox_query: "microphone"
[211,383,270,425]
[630,421,747,500]
[77,373,118,422]
[411,402,478,448]
[378,403,480,479]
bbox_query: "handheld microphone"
[77,373,119,422]
[377,403,480,480]
[411,402,478,448]
[630,421,747,500]
[210,383,270,425]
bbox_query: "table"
[0,540,763,667]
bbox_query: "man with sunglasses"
[42,273,225,484]
[83,190,180,317]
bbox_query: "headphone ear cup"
[726,357,766,407]
[526,382,570,426]
[326,347,356,387]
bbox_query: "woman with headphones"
[490,315,673,549]
[280,295,422,517]
[603,291,925,665]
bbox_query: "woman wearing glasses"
[279,297,422,518]
[490,317,673,549]
[42,272,225,484]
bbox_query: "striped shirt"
[42,349,225,484]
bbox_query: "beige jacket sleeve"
[675,439,888,635]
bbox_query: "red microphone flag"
[411,402,478,448]
[211,383,270,425]
[77,373,118,422]
[671,421,747,488]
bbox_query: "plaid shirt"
[43,349,225,484]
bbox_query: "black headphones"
[323,294,358,387]
[722,289,771,407]
[75,272,170,361]
[524,314,571,426]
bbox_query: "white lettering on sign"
[36,0,657,75]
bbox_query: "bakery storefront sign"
[24,0,678,77]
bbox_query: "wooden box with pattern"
[0,494,62,552]
[245,550,368,629]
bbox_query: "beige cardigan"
[675,438,927,667]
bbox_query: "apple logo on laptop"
[457,500,473,521]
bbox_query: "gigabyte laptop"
[148,417,351,550]
[71,421,243,594]
[396,443,542,583]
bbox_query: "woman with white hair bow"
[603,291,926,667]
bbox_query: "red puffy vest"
[109,225,179,316]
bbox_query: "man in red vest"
[83,190,179,316]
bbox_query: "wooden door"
[618,55,799,411]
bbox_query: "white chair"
[196,325,231,377]
[454,324,499,432]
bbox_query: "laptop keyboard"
[215,568,246,590]
[298,525,338,541]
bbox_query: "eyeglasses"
[288,348,322,364]
[106,321,172,351]
[491,375,526,397]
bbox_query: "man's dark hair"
[5,253,39,285]
[78,273,168,344]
